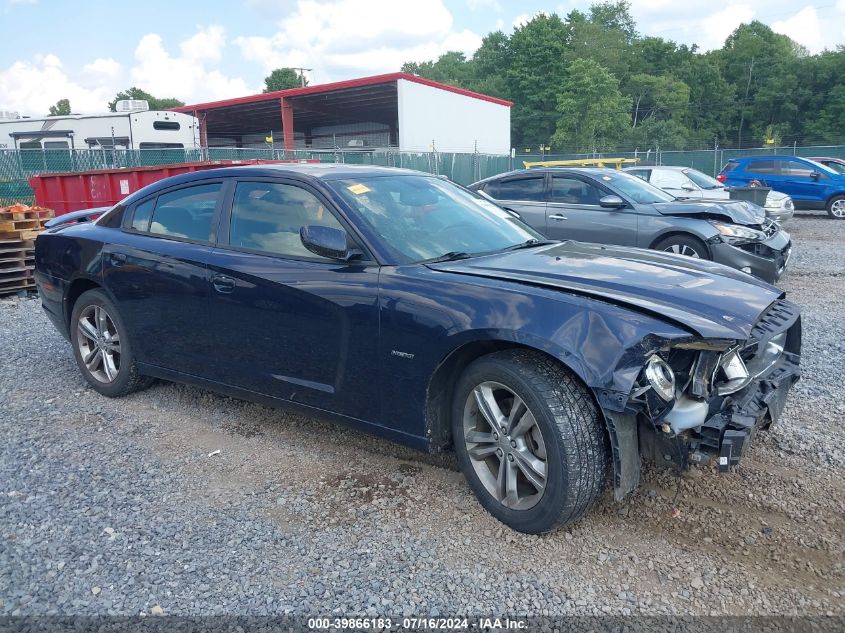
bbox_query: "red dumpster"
[28,159,317,215]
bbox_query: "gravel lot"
[1,212,842,618]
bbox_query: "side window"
[148,183,221,242]
[130,198,155,232]
[229,182,344,260]
[780,159,815,178]
[480,181,500,198]
[492,177,545,201]
[550,177,605,205]
[627,169,651,182]
[746,160,776,175]
[651,170,691,190]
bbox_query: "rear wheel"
[70,289,153,397]
[827,195,845,219]
[654,234,709,259]
[452,350,608,534]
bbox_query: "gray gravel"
[0,212,842,617]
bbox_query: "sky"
[1,0,843,116]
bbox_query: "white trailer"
[0,104,199,151]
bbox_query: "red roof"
[171,72,512,112]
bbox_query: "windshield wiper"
[502,239,558,251]
[423,251,473,263]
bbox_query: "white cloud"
[512,14,530,29]
[235,0,481,82]
[0,25,253,115]
[772,7,825,53]
[131,27,252,103]
[0,53,114,114]
[82,58,121,79]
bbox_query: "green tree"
[263,68,308,92]
[402,52,475,88]
[507,13,572,147]
[552,58,631,152]
[48,99,71,116]
[108,88,184,112]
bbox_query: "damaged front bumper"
[607,299,801,499]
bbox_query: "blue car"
[718,155,845,219]
[34,164,801,533]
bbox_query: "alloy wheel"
[76,305,121,383]
[462,381,547,510]
[832,199,845,218]
[663,243,701,258]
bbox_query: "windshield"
[328,175,544,264]
[683,168,724,189]
[822,161,845,174]
[600,171,676,204]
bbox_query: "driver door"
[546,175,637,245]
[205,179,381,422]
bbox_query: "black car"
[470,168,792,283]
[34,164,801,533]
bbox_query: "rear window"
[745,160,776,174]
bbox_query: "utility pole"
[290,67,312,87]
[737,56,754,150]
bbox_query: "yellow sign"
[346,183,371,195]
[765,138,775,145]
[265,134,274,144]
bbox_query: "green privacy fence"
[517,144,845,176]
[0,147,516,206]
[2,144,844,206]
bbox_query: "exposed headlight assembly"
[644,355,676,401]
[710,221,765,243]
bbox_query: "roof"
[171,72,513,113]
[127,163,431,193]
[473,167,622,185]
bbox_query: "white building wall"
[396,79,510,154]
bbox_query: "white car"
[625,165,794,223]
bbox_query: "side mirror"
[810,171,821,181]
[599,195,626,208]
[300,225,358,261]
[681,183,696,192]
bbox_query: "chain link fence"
[2,144,843,206]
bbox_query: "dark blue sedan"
[34,164,802,533]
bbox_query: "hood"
[428,242,782,340]
[654,199,766,225]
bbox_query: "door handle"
[109,252,127,266]
[548,214,568,221]
[212,274,235,294]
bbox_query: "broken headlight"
[644,355,676,401]
[710,221,765,244]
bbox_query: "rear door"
[205,178,382,421]
[546,174,637,245]
[477,174,547,234]
[102,180,225,375]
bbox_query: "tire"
[452,349,608,534]
[653,234,709,259]
[827,195,845,219]
[69,288,153,397]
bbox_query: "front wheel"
[653,234,709,259]
[827,195,845,219]
[452,350,608,534]
[70,289,153,397]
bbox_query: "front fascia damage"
[597,299,802,500]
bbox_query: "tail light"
[716,174,727,183]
